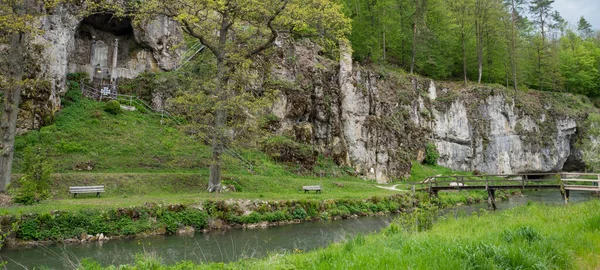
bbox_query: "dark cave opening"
[80,14,133,36]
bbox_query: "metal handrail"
[175,42,206,71]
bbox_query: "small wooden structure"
[302,185,322,194]
[417,173,600,210]
[69,185,105,197]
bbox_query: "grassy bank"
[80,200,600,270]
[1,193,426,246]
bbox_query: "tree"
[529,0,554,90]
[475,0,502,84]
[559,30,600,95]
[138,0,349,192]
[0,0,42,192]
[411,0,427,74]
[578,16,593,39]
[447,0,474,86]
[504,0,526,91]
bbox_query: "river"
[0,190,595,269]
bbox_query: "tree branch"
[246,0,290,58]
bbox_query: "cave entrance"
[68,13,142,95]
[81,14,133,36]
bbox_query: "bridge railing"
[422,172,600,192]
[424,173,561,191]
[559,173,600,190]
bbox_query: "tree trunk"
[511,0,518,93]
[476,0,482,84]
[382,30,386,61]
[208,58,227,193]
[477,36,483,84]
[0,33,24,193]
[411,22,417,74]
[462,31,467,87]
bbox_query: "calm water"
[1,190,594,269]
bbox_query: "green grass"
[83,200,600,269]
[404,161,471,183]
[6,95,476,216]
[1,173,400,215]
[14,98,209,173]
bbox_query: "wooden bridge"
[419,173,600,210]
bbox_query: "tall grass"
[85,200,600,269]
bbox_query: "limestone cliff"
[269,38,595,182]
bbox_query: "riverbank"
[0,189,505,248]
[80,199,600,269]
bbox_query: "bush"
[259,114,281,132]
[62,88,82,107]
[12,148,53,205]
[423,143,440,165]
[291,206,308,220]
[260,136,315,167]
[104,100,122,115]
[66,72,90,84]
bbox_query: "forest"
[341,0,600,97]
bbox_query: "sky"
[553,0,600,30]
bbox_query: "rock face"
[269,38,592,182]
[14,3,184,131]
[431,95,580,174]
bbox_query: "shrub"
[240,212,263,224]
[259,114,281,132]
[104,100,122,115]
[423,142,440,165]
[260,136,315,167]
[62,88,82,107]
[66,72,90,84]
[291,206,308,220]
[12,148,53,205]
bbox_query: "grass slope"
[15,98,210,173]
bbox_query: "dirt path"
[375,184,407,191]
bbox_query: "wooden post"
[560,189,570,204]
[487,188,497,210]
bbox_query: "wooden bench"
[69,185,105,197]
[302,185,322,194]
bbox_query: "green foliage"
[63,75,85,107]
[258,114,281,132]
[423,143,439,166]
[336,0,600,97]
[62,88,82,107]
[291,206,308,220]
[104,100,122,115]
[12,148,53,205]
[260,136,315,167]
[66,72,90,84]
